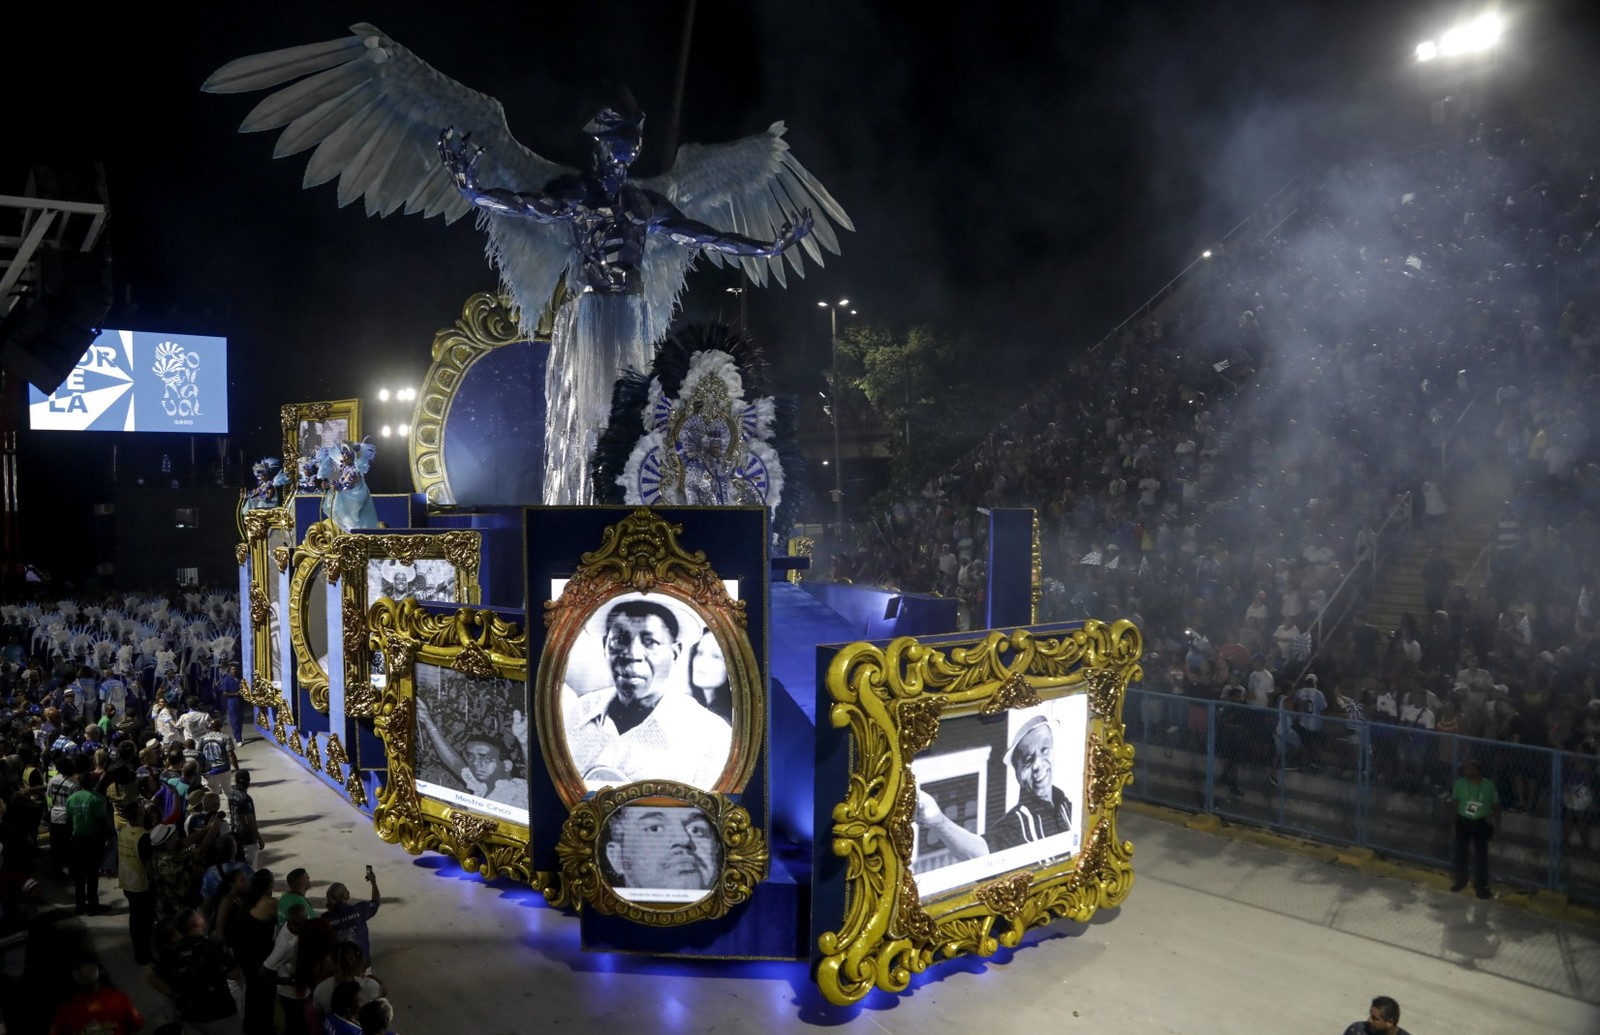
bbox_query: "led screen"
[27,328,229,433]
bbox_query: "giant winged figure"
[203,22,852,503]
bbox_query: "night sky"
[5,1,1599,550]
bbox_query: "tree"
[832,323,1004,492]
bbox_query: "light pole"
[818,299,855,542]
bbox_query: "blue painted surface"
[440,340,548,506]
[799,582,959,641]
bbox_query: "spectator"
[228,770,266,868]
[65,769,112,915]
[278,868,318,928]
[323,869,381,964]
[357,997,396,1035]
[146,908,243,1034]
[198,717,238,796]
[48,957,144,1035]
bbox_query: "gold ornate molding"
[305,733,323,772]
[368,598,549,890]
[282,398,362,470]
[814,619,1141,1006]
[288,521,337,714]
[544,508,746,625]
[555,781,766,926]
[534,508,763,809]
[242,505,294,547]
[248,584,269,630]
[412,290,560,505]
[245,509,294,725]
[235,542,249,567]
[324,733,349,786]
[325,530,482,712]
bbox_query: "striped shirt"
[984,787,1074,853]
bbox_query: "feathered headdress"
[252,456,281,479]
[339,438,377,475]
[154,649,177,677]
[592,322,803,543]
[211,635,237,663]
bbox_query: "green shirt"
[1453,775,1499,820]
[65,788,110,837]
[278,890,317,927]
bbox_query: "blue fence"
[1125,689,1600,904]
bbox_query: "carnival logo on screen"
[28,328,229,434]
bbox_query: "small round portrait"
[601,802,722,902]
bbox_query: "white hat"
[148,824,177,848]
[1002,714,1058,769]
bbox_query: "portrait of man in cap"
[912,697,1087,887]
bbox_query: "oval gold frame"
[555,781,767,925]
[410,289,562,505]
[241,507,295,720]
[533,508,764,809]
[288,520,338,713]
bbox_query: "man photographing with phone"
[325,865,383,963]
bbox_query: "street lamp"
[1415,13,1503,62]
[818,299,855,541]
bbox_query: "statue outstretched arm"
[644,189,813,257]
[439,127,574,223]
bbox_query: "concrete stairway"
[1363,461,1512,637]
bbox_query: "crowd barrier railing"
[1126,689,1600,904]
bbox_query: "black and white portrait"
[559,591,736,793]
[413,660,529,824]
[910,694,1088,898]
[367,557,458,604]
[297,416,348,455]
[601,802,722,904]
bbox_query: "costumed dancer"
[319,440,379,533]
[203,25,851,504]
[241,457,288,516]
[592,322,803,546]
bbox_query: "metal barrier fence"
[1126,689,1600,904]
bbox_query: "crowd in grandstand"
[840,112,1600,836]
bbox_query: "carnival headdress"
[591,322,802,541]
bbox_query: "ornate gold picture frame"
[323,530,483,720]
[814,619,1141,1006]
[555,781,767,925]
[287,520,341,713]
[533,508,764,809]
[369,598,540,885]
[240,506,295,725]
[282,398,362,485]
